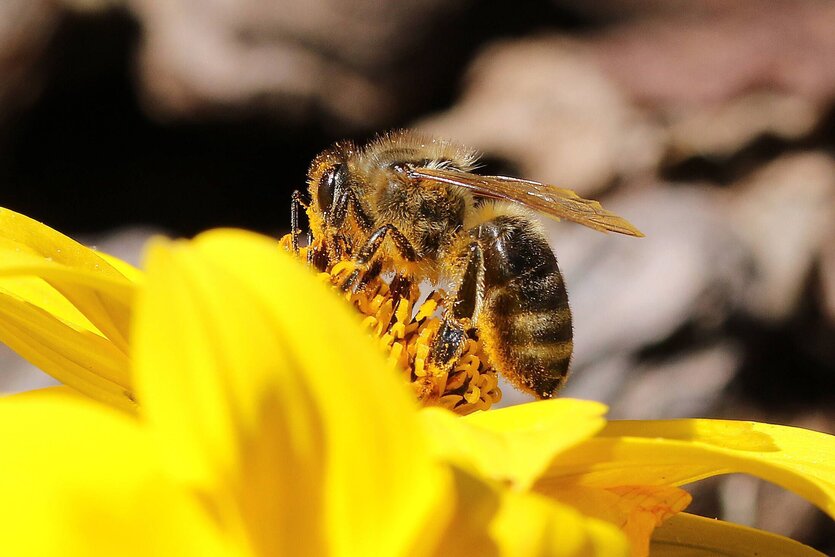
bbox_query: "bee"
[291,130,642,399]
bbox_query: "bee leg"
[389,274,415,307]
[428,319,468,372]
[336,233,353,260]
[290,190,309,253]
[354,259,383,293]
[428,242,485,372]
[330,185,374,232]
[290,190,330,270]
[307,242,330,272]
[340,224,417,292]
[452,241,486,324]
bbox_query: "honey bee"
[291,130,643,399]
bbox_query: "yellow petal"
[491,488,629,557]
[0,207,134,352]
[0,286,134,412]
[0,395,232,557]
[0,275,100,333]
[651,512,828,557]
[1,385,82,401]
[135,229,452,557]
[0,237,134,306]
[607,485,691,556]
[429,467,629,557]
[544,484,691,557]
[421,399,607,490]
[97,250,143,284]
[540,419,835,520]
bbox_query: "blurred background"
[0,0,833,551]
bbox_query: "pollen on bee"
[280,234,502,415]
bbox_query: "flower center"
[281,234,502,415]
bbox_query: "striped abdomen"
[475,214,573,398]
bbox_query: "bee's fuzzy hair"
[363,129,480,172]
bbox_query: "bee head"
[307,141,356,221]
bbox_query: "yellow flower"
[0,208,138,411]
[0,208,833,556]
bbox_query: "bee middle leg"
[428,241,485,372]
[340,224,418,291]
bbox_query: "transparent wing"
[406,166,644,237]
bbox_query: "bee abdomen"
[475,214,573,398]
[484,274,573,398]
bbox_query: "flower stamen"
[281,235,502,415]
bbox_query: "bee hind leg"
[428,241,485,372]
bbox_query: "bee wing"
[406,167,645,237]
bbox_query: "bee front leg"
[429,241,485,372]
[290,190,309,254]
[340,224,418,292]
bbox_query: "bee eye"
[318,163,346,214]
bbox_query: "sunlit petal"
[0,275,100,333]
[0,286,134,411]
[96,251,143,284]
[134,229,452,557]
[540,419,835,519]
[0,207,134,351]
[544,484,691,557]
[428,467,628,557]
[420,399,607,490]
[0,396,231,557]
[491,489,629,557]
[651,512,828,557]
[0,240,134,308]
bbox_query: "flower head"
[0,209,833,556]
